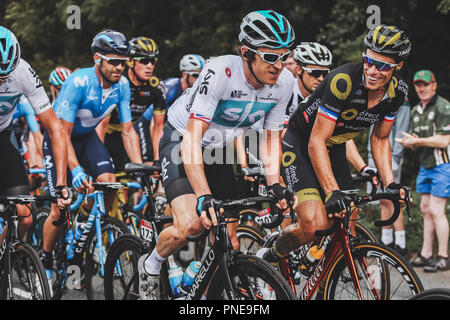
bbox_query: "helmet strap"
[299,71,313,94]
[130,66,147,85]
[247,60,265,86]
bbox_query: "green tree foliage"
[1,0,449,187]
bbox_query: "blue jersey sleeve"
[17,96,41,133]
[117,76,132,123]
[53,73,84,123]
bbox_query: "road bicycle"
[0,194,52,300]
[36,182,129,300]
[262,187,424,300]
[104,163,295,300]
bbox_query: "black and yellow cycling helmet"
[364,25,411,62]
[129,36,159,57]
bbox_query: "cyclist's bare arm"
[345,139,366,172]
[151,113,165,161]
[39,109,68,187]
[308,115,339,195]
[120,121,143,164]
[370,119,395,186]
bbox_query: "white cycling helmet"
[179,54,205,72]
[293,42,332,66]
[238,10,295,49]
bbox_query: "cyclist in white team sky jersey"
[0,26,71,241]
[137,9,299,300]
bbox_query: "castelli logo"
[225,67,231,77]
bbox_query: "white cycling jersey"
[0,59,51,132]
[167,55,295,147]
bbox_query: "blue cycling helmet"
[0,26,21,78]
[91,30,130,56]
[239,10,295,49]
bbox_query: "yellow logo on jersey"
[340,108,359,121]
[330,73,352,101]
[282,151,296,167]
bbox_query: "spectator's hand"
[395,132,419,150]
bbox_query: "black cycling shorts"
[159,122,237,216]
[0,128,30,194]
[105,116,154,171]
[280,130,354,204]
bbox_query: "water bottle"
[174,261,201,297]
[65,229,75,260]
[298,245,323,277]
[167,256,183,295]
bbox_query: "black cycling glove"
[267,183,290,201]
[196,194,215,217]
[324,190,349,215]
[386,182,402,195]
[55,185,74,201]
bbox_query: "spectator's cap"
[413,70,436,84]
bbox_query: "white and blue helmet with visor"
[0,26,21,79]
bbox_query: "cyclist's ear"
[93,53,101,64]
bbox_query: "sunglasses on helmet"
[362,53,398,71]
[246,47,291,65]
[302,66,330,78]
[97,53,129,67]
[134,56,158,65]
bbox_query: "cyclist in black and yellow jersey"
[97,36,166,170]
[259,25,412,263]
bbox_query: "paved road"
[61,266,450,300]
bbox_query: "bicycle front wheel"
[324,242,423,300]
[85,217,130,300]
[408,288,450,300]
[236,225,265,255]
[4,242,51,300]
[207,254,296,300]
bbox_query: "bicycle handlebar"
[186,196,280,242]
[314,187,411,237]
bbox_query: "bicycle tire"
[103,234,146,300]
[85,216,130,300]
[2,242,51,300]
[207,253,296,300]
[408,288,450,300]
[324,242,423,300]
[355,222,378,242]
[236,225,265,255]
[122,209,144,237]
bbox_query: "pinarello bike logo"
[225,67,231,77]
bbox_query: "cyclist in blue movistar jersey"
[162,54,205,110]
[0,26,71,240]
[137,9,298,300]
[40,30,142,270]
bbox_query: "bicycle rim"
[208,254,295,300]
[8,243,51,300]
[85,217,130,300]
[104,234,146,300]
[236,225,265,255]
[324,242,423,300]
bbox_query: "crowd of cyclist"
[0,7,448,300]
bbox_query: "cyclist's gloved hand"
[359,165,378,180]
[325,190,350,216]
[267,183,295,210]
[54,185,73,210]
[386,182,402,195]
[196,194,218,229]
[71,166,92,189]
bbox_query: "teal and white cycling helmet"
[0,26,21,79]
[179,54,205,72]
[49,66,72,87]
[239,10,295,49]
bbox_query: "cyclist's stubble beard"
[98,61,124,85]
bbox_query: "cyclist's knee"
[96,172,116,182]
[17,205,33,229]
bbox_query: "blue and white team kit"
[0,59,51,192]
[43,66,133,195]
[159,54,295,201]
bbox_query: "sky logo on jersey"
[384,114,395,122]
[189,112,211,124]
[318,106,338,122]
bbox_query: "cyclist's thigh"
[0,130,30,192]
[73,130,115,180]
[104,131,129,172]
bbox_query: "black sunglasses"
[134,56,158,65]
[302,66,330,78]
